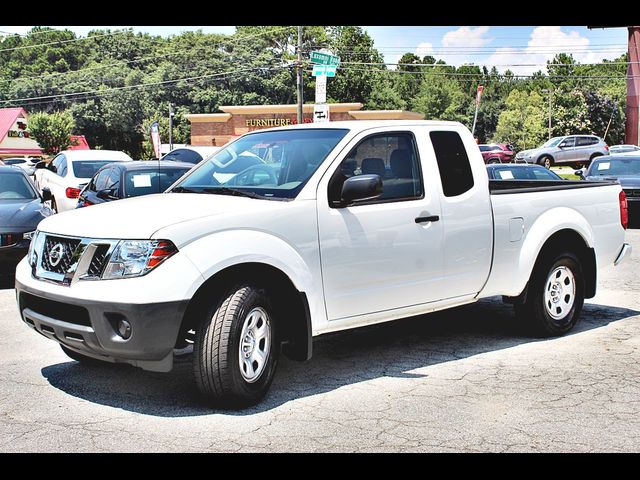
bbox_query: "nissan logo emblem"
[48,243,64,267]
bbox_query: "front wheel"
[193,284,278,408]
[515,252,585,337]
[538,155,553,169]
[487,158,501,164]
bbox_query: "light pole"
[542,88,552,139]
[169,103,174,151]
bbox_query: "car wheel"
[589,153,603,164]
[487,158,501,164]
[515,251,584,337]
[60,345,110,366]
[538,155,553,169]
[193,283,278,408]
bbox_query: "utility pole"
[169,103,174,151]
[296,26,304,124]
[542,88,552,139]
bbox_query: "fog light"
[117,320,132,339]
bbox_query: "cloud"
[484,26,626,75]
[437,26,492,65]
[415,41,434,59]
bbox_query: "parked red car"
[478,144,514,164]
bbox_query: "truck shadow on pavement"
[41,297,639,417]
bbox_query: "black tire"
[60,344,110,366]
[538,155,553,169]
[50,197,58,214]
[515,251,585,337]
[487,158,501,164]
[193,284,278,408]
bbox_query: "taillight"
[66,187,81,199]
[619,190,628,230]
[604,144,609,151]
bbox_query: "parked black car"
[0,166,53,278]
[486,163,562,180]
[77,160,193,207]
[577,154,640,227]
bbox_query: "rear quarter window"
[430,131,474,197]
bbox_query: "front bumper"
[16,279,189,371]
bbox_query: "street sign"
[310,50,340,66]
[313,104,330,123]
[312,64,337,77]
[315,74,327,103]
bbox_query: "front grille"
[19,292,91,327]
[87,244,111,277]
[0,233,20,247]
[41,235,81,274]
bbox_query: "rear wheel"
[487,158,501,164]
[538,155,553,169]
[515,252,584,337]
[193,284,278,408]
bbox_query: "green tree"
[494,89,547,151]
[28,111,76,155]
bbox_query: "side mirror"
[574,168,585,179]
[41,187,53,203]
[340,174,383,206]
[35,161,47,169]
[96,189,116,200]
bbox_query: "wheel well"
[538,154,553,163]
[521,229,596,302]
[177,263,312,361]
[590,152,603,161]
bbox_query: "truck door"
[428,128,493,298]
[316,128,445,321]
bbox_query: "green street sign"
[310,51,340,66]
[312,64,337,77]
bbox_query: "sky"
[0,25,629,75]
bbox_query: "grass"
[551,167,581,180]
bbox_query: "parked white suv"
[34,150,132,212]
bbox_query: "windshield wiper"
[202,187,265,199]
[171,186,200,193]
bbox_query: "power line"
[0,29,132,53]
[0,63,291,106]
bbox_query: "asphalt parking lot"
[1,231,639,452]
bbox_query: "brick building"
[185,103,424,146]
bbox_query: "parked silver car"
[515,135,609,168]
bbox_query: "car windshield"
[73,160,123,179]
[170,128,349,199]
[0,172,37,200]
[542,137,563,148]
[124,167,192,197]
[588,157,640,176]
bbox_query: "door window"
[328,132,423,206]
[93,168,112,191]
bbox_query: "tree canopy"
[0,26,629,157]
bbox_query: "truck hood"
[36,193,290,241]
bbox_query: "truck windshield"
[169,128,349,199]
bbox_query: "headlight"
[102,240,177,279]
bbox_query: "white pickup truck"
[15,121,631,407]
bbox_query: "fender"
[511,207,594,296]
[177,229,327,332]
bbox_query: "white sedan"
[34,150,132,212]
